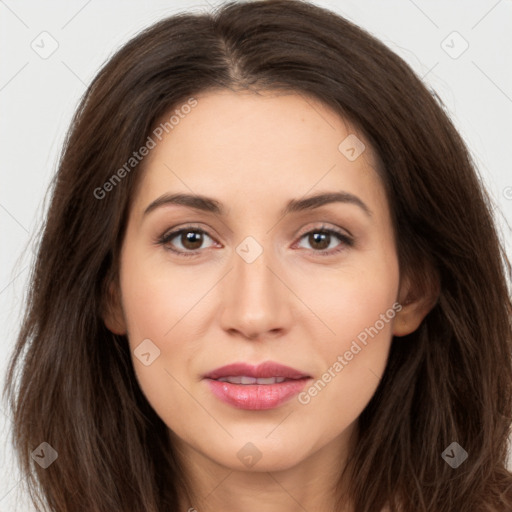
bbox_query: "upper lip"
[204,361,310,380]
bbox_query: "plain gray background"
[1,0,511,509]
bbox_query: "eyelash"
[156,224,354,258]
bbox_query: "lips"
[204,361,309,380]
[203,361,311,410]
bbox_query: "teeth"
[217,376,287,385]
[257,377,285,384]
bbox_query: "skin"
[104,89,434,512]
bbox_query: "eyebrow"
[143,191,372,218]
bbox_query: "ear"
[101,276,127,336]
[393,267,440,337]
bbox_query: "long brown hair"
[3,1,512,510]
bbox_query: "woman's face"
[109,89,406,473]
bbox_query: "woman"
[3,0,512,511]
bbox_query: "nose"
[219,239,293,341]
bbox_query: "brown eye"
[158,227,216,256]
[307,232,331,251]
[179,230,205,250]
[296,227,354,255]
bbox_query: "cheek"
[294,246,399,345]
[118,255,204,432]
[118,247,209,397]
[120,247,202,342]
[292,248,399,406]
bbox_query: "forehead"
[131,89,386,219]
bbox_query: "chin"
[207,436,311,473]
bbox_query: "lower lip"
[205,378,310,410]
